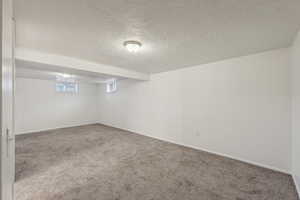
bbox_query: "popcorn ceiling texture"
[15,124,299,200]
[15,0,300,73]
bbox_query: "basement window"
[106,79,117,93]
[55,74,78,93]
[56,82,78,93]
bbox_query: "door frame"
[1,0,15,199]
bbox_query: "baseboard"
[178,143,290,174]
[293,175,300,197]
[15,122,99,135]
[97,122,290,175]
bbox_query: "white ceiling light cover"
[124,41,142,53]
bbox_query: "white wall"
[98,48,291,173]
[14,48,292,174]
[291,30,300,193]
[15,78,98,134]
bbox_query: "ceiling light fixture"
[123,40,142,53]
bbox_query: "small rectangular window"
[56,82,78,93]
[55,74,78,93]
[106,79,117,93]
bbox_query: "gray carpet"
[15,124,299,200]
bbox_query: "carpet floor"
[15,124,299,200]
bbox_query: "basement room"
[1,0,300,200]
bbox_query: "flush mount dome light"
[123,40,142,53]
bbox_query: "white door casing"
[1,0,15,199]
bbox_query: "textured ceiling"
[15,0,300,73]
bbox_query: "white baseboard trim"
[15,122,99,135]
[293,175,300,197]
[97,122,290,175]
[179,143,290,174]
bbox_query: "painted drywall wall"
[291,30,300,193]
[15,78,98,134]
[98,48,291,173]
